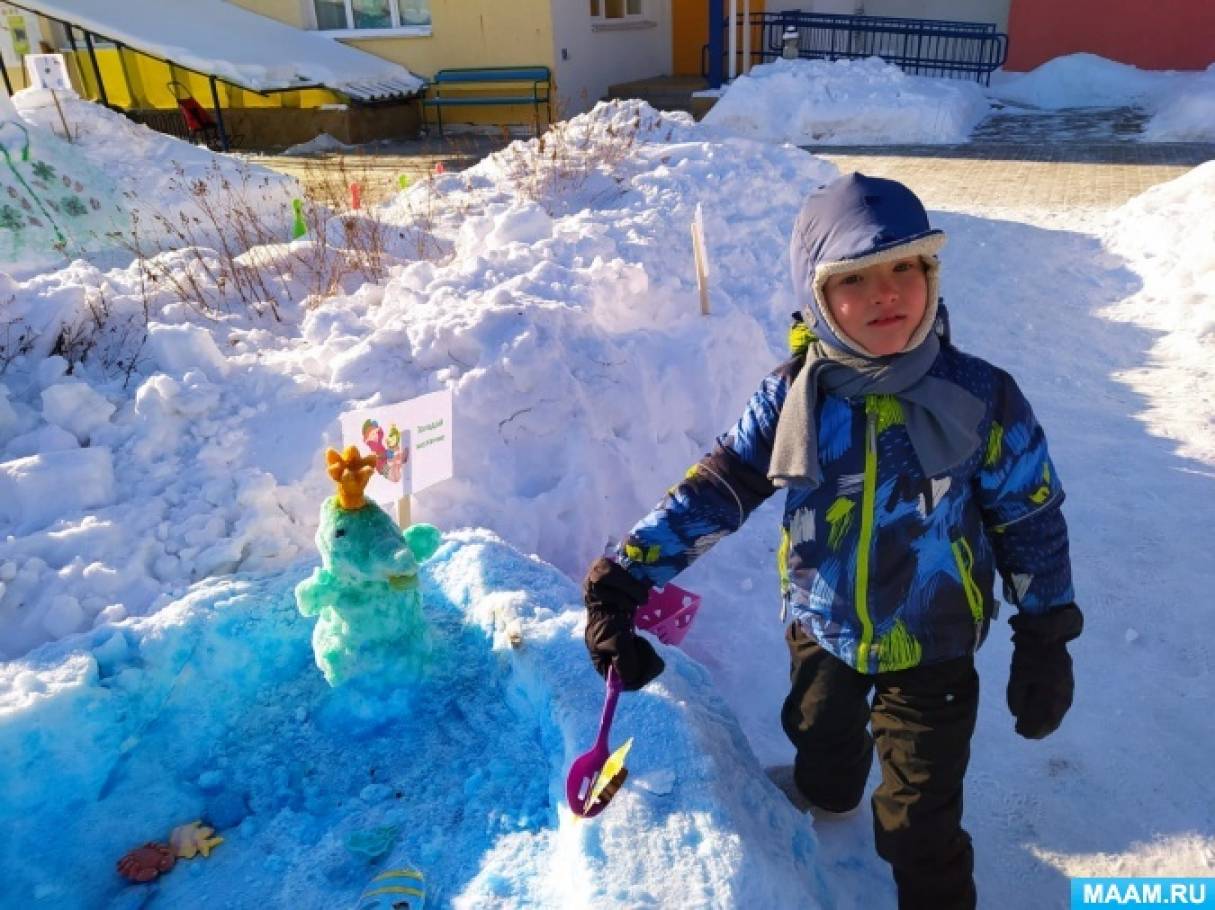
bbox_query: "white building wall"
[761,0,1011,32]
[551,0,673,114]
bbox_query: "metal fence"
[707,11,1008,86]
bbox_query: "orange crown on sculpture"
[326,446,377,510]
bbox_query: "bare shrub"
[495,100,644,212]
[0,299,33,375]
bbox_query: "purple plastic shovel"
[566,665,630,818]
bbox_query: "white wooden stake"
[691,203,710,316]
[742,0,751,75]
[728,0,738,80]
[50,90,72,143]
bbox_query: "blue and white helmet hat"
[790,172,947,359]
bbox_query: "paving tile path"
[810,107,1214,211]
[249,107,1214,213]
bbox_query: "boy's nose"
[872,275,898,303]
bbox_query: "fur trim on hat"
[809,232,947,359]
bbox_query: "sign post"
[24,54,73,141]
[339,389,454,528]
[691,202,711,316]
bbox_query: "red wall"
[1006,0,1215,71]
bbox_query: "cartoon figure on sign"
[385,424,409,483]
[362,419,388,475]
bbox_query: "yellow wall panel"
[343,0,555,78]
[65,48,340,110]
[230,0,308,29]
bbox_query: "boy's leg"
[779,621,874,812]
[870,656,980,910]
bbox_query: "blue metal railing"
[705,10,1008,88]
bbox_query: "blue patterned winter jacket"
[614,340,1074,673]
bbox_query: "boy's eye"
[839,274,862,285]
[893,261,912,272]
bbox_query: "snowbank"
[991,53,1181,109]
[1102,161,1215,464]
[0,99,835,660]
[3,89,295,277]
[701,56,992,145]
[990,52,1215,139]
[283,132,358,157]
[0,530,825,908]
[1143,66,1215,142]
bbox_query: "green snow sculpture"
[294,446,442,687]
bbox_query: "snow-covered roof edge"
[10,0,424,101]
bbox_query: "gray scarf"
[768,332,986,489]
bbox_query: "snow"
[990,53,1187,109]
[1,87,296,277]
[702,56,993,145]
[0,446,115,535]
[16,0,422,100]
[145,324,231,381]
[0,533,824,908]
[1143,66,1215,142]
[991,54,1215,142]
[41,380,116,442]
[283,133,359,157]
[703,53,1215,147]
[1,53,1214,908]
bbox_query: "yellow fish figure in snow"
[356,866,426,909]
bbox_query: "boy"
[582,173,1081,909]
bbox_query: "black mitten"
[583,557,665,691]
[1007,603,1084,740]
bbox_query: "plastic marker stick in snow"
[398,174,410,190]
[290,198,307,239]
[566,665,633,818]
[350,182,362,210]
[691,202,710,316]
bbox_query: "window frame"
[589,0,645,22]
[311,0,433,37]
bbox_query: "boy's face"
[823,257,929,357]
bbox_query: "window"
[313,0,431,32]
[589,0,643,19]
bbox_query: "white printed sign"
[25,54,71,91]
[339,389,453,506]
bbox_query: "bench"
[422,66,552,137]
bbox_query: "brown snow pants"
[780,621,980,910]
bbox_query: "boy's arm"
[614,365,789,588]
[977,370,1082,740]
[975,369,1074,614]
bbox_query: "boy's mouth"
[868,314,905,328]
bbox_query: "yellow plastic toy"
[169,820,224,859]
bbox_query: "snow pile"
[990,53,1187,109]
[283,132,358,156]
[0,99,835,660]
[1143,65,1215,141]
[3,89,296,276]
[1101,160,1215,463]
[0,530,825,908]
[701,56,992,145]
[0,91,128,275]
[991,52,1215,140]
